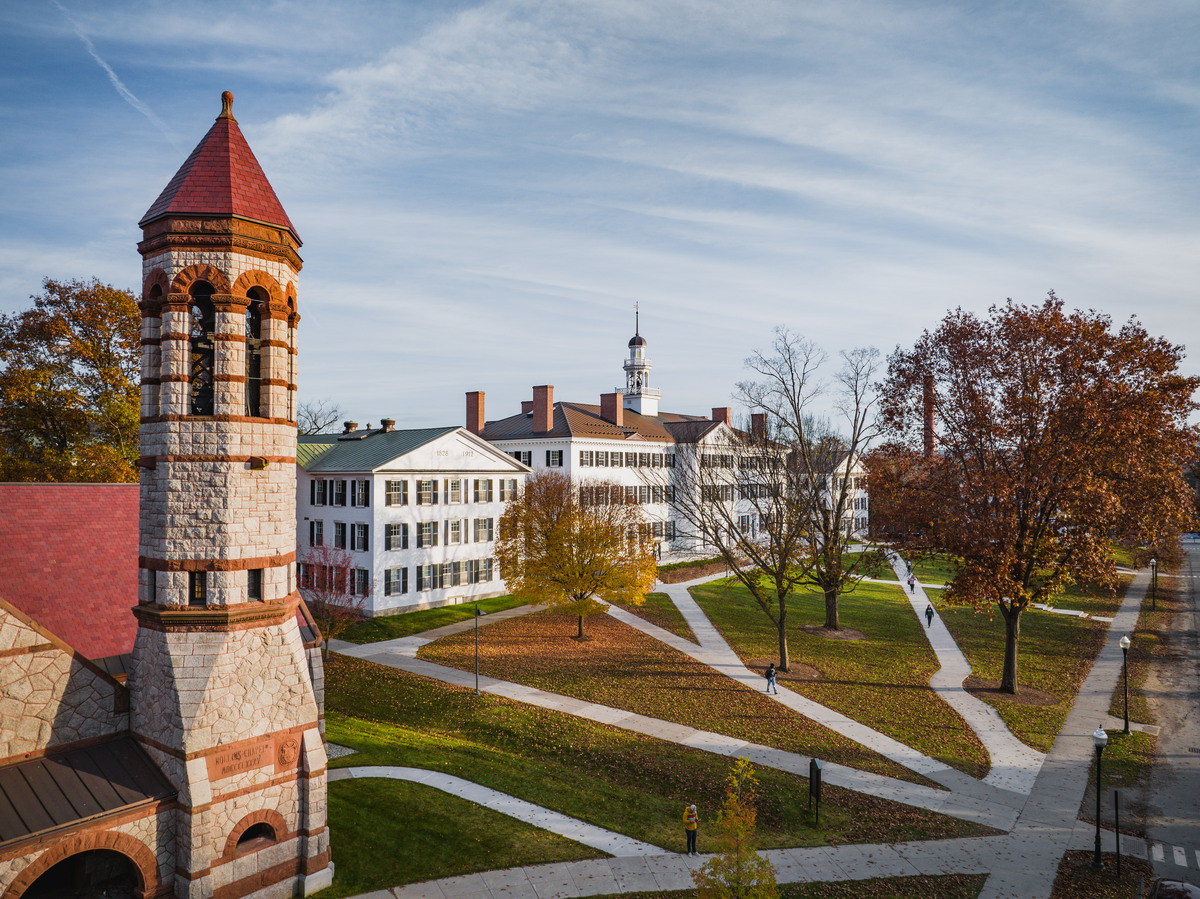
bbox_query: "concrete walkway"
[330,766,661,857]
[334,628,1022,830]
[886,553,1047,794]
[976,570,1149,899]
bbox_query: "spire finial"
[635,301,639,336]
[219,91,235,120]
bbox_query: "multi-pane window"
[652,522,664,538]
[309,520,324,546]
[445,561,462,587]
[351,479,370,507]
[498,479,518,501]
[666,521,677,540]
[350,569,370,596]
[739,515,752,533]
[625,452,637,467]
[665,485,676,502]
[595,451,608,467]
[416,564,443,592]
[445,479,463,504]
[332,479,347,507]
[310,480,328,506]
[625,486,637,503]
[474,518,494,542]
[652,485,663,503]
[639,453,651,468]
[638,485,650,504]
[609,452,623,468]
[579,451,593,467]
[473,479,493,502]
[665,454,676,468]
[188,571,206,607]
[333,521,347,549]
[351,523,369,552]
[466,558,494,584]
[385,523,409,551]
[384,568,408,596]
[546,450,564,467]
[386,480,409,506]
[416,480,438,505]
[445,520,465,545]
[510,450,532,466]
[417,521,438,548]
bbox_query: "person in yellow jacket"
[683,803,699,855]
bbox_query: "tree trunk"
[823,588,839,630]
[999,603,1020,694]
[577,614,584,639]
[777,622,789,672]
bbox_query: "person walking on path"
[907,574,917,594]
[765,663,778,694]
[683,804,699,855]
[925,604,934,627]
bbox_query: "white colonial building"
[296,422,529,615]
[469,325,750,559]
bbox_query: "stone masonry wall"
[0,606,128,764]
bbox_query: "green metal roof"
[298,427,461,472]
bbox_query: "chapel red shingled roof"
[139,92,299,240]
[0,484,138,660]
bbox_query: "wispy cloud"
[51,0,176,143]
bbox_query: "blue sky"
[2,1,1198,429]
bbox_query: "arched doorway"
[22,850,138,899]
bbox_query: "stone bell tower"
[128,92,331,899]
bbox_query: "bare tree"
[298,543,369,653]
[661,329,881,670]
[297,398,346,435]
[738,335,882,631]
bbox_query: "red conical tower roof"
[139,91,299,242]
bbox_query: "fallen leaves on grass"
[417,609,931,783]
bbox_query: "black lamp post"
[474,603,484,695]
[1092,726,1108,870]
[1119,635,1131,735]
[1150,557,1157,611]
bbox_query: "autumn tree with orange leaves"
[0,278,140,482]
[496,469,656,639]
[871,294,1198,694]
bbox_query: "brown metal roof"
[482,401,714,444]
[0,736,174,847]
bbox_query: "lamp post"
[1092,726,1108,870]
[1150,557,1157,611]
[1119,635,1131,734]
[474,603,483,695]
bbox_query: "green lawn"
[689,578,989,778]
[937,578,1128,752]
[325,654,993,867]
[871,553,960,585]
[318,777,601,898]
[338,594,529,643]
[608,591,697,643]
[417,608,934,783]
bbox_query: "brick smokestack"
[923,373,935,458]
[533,385,554,434]
[712,407,732,426]
[466,391,485,435]
[600,393,624,427]
[521,400,534,415]
[751,413,767,441]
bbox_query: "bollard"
[809,758,823,826]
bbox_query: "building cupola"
[619,304,660,417]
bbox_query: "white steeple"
[619,304,660,416]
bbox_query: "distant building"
[470,323,743,559]
[297,423,529,615]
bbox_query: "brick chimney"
[521,400,534,415]
[751,413,767,441]
[466,391,485,435]
[712,407,732,426]
[533,385,554,434]
[380,418,395,432]
[600,393,624,427]
[922,374,935,458]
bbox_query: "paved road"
[1144,542,1200,886]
